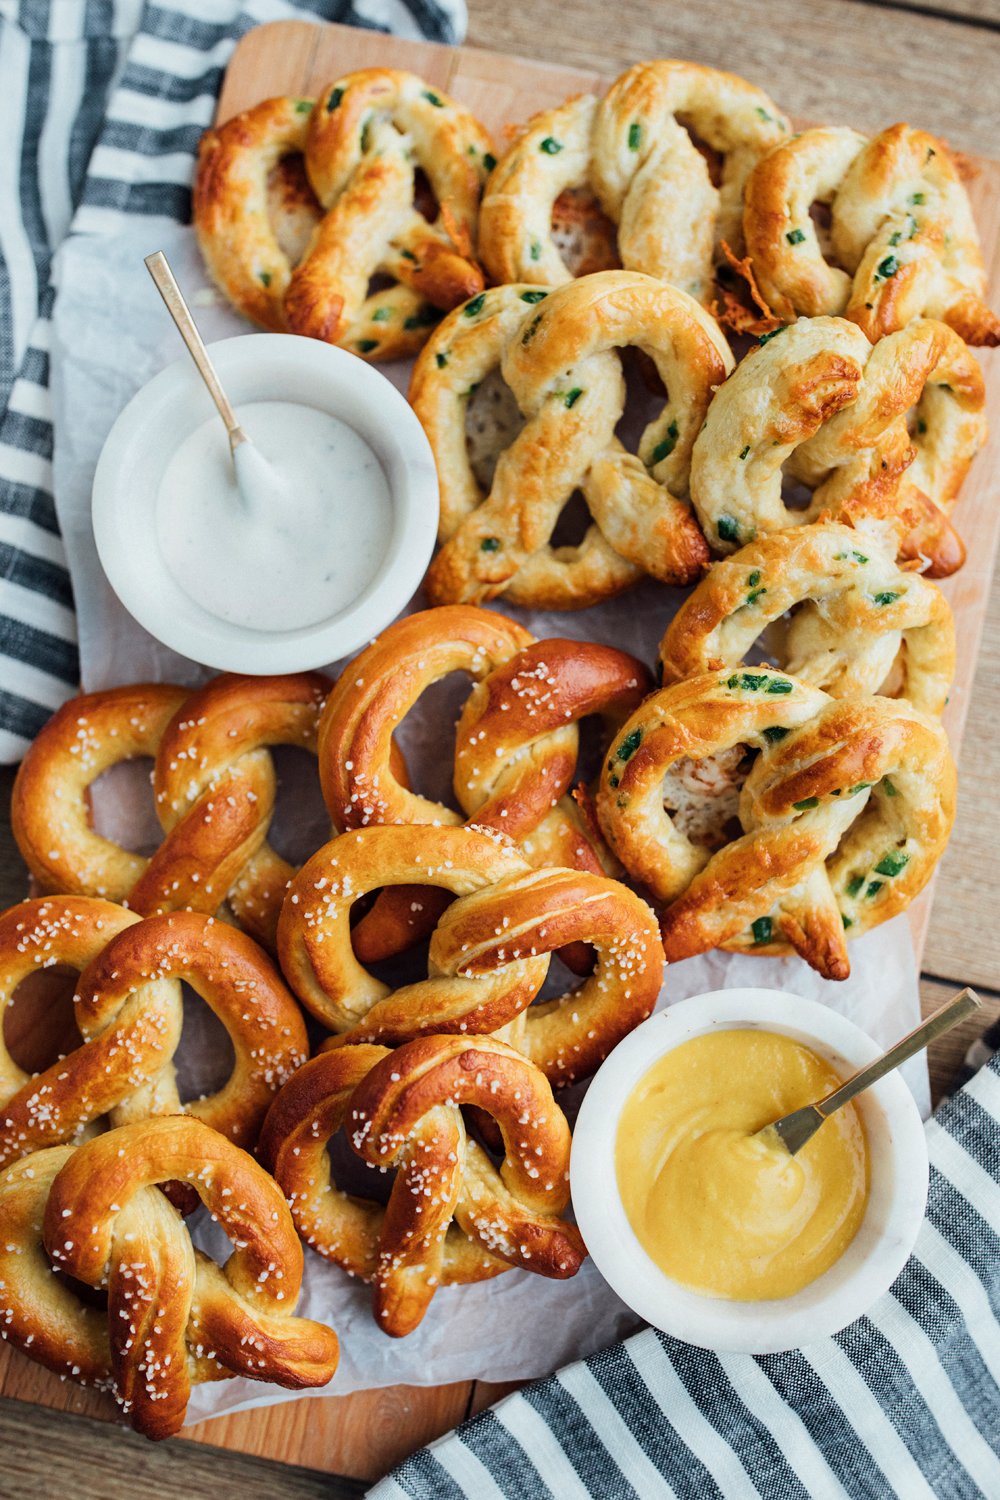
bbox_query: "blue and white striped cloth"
[372,1045,1000,1500]
[0,0,464,762]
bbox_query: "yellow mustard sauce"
[615,1029,869,1300]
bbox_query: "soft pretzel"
[0,1117,339,1438]
[12,672,330,948]
[0,898,307,1167]
[480,61,789,303]
[260,1036,585,1336]
[259,1042,508,1338]
[318,604,649,960]
[278,824,662,1082]
[742,124,1000,346]
[660,523,955,715]
[193,97,319,332]
[413,271,733,609]
[595,670,955,980]
[689,315,986,576]
[195,73,492,358]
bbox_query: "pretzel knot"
[0,898,308,1169]
[660,522,955,715]
[279,823,662,1082]
[6,1117,338,1438]
[12,672,330,948]
[742,124,1000,346]
[480,60,789,303]
[689,315,986,577]
[194,71,491,359]
[595,669,955,981]
[260,1036,585,1336]
[318,604,650,961]
[413,270,734,609]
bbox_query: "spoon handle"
[818,987,981,1119]
[144,251,246,453]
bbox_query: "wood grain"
[465,0,1000,156]
[2,3,1000,1491]
[0,1398,365,1500]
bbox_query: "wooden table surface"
[4,0,1000,1494]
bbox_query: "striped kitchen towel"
[0,0,465,763]
[371,1045,1000,1500]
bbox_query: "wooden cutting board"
[2,17,999,1484]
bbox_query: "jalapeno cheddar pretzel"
[317,604,650,962]
[742,123,1000,346]
[259,1036,586,1336]
[12,672,330,948]
[659,523,955,715]
[0,898,307,1168]
[0,1118,340,1438]
[480,60,789,303]
[413,271,733,609]
[195,70,492,359]
[595,670,955,980]
[689,315,986,576]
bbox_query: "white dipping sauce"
[156,400,392,633]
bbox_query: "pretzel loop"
[12,673,330,948]
[689,315,985,576]
[743,123,1000,345]
[480,61,788,302]
[259,1044,508,1339]
[195,72,492,359]
[318,607,649,962]
[415,272,733,609]
[284,70,490,355]
[40,1117,339,1438]
[660,522,955,715]
[0,899,307,1168]
[333,1036,586,1333]
[596,670,955,980]
[277,825,548,1041]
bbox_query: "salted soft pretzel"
[480,60,789,303]
[260,1035,585,1336]
[742,124,1000,346]
[12,672,330,948]
[0,898,307,1168]
[278,824,663,1083]
[318,604,650,960]
[413,271,734,609]
[689,315,986,576]
[660,522,955,715]
[0,1117,340,1438]
[196,73,491,358]
[595,669,955,980]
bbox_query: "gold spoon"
[756,986,981,1156]
[144,250,249,460]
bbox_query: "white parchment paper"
[48,218,931,1421]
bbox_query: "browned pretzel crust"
[261,1036,585,1336]
[317,604,650,961]
[0,899,307,1168]
[195,71,492,360]
[278,823,663,1082]
[742,123,1000,346]
[12,672,330,948]
[689,316,986,577]
[3,1117,339,1438]
[413,272,733,610]
[660,523,955,715]
[596,670,955,980]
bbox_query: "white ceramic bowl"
[92,333,439,672]
[571,989,928,1354]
